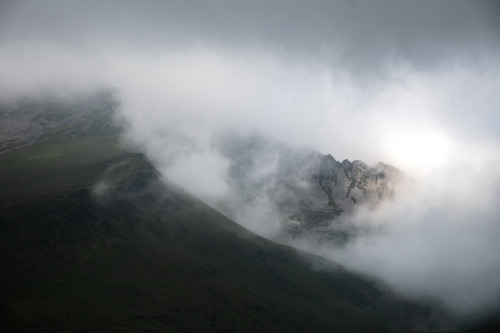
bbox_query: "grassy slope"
[0,109,123,206]
[1,153,423,332]
[0,99,459,332]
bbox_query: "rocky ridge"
[283,154,400,227]
[217,135,401,230]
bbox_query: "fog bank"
[2,0,500,317]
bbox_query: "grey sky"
[2,1,499,70]
[1,0,500,317]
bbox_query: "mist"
[290,157,500,316]
[2,0,500,318]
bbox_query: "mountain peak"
[216,134,401,232]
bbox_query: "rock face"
[279,154,401,227]
[217,135,401,228]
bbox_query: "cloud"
[1,0,500,318]
[306,154,500,316]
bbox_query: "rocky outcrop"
[217,134,401,228]
[280,154,401,227]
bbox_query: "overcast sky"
[1,0,499,170]
[2,0,500,318]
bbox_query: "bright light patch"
[385,130,452,174]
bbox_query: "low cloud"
[289,151,500,316]
[2,0,500,319]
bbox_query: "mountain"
[215,134,401,246]
[1,91,492,332]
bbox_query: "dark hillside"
[1,153,428,332]
[0,94,459,332]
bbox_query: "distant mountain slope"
[0,90,123,206]
[0,90,119,154]
[0,92,434,332]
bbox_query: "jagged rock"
[217,135,401,229]
[289,155,400,226]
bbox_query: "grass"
[1,95,489,332]
[1,151,434,332]
[0,109,125,206]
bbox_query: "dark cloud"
[1,1,498,70]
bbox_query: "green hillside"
[0,152,423,332]
[0,95,472,332]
